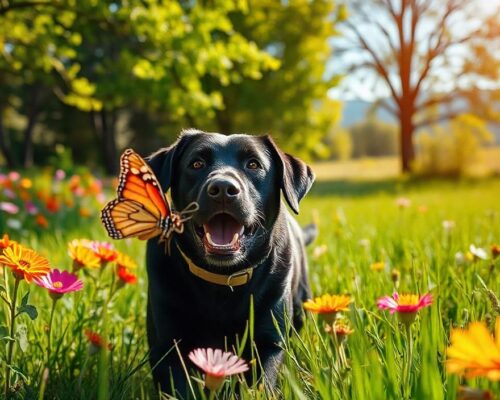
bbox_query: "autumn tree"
[336,0,499,172]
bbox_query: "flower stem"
[47,298,58,364]
[4,278,20,398]
[402,323,413,399]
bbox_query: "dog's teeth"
[230,233,239,246]
[239,226,244,235]
[206,232,215,246]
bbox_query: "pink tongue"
[206,214,242,245]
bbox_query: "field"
[0,163,499,399]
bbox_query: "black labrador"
[146,129,315,397]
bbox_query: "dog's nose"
[207,178,241,201]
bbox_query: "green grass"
[1,176,500,399]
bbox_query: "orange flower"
[446,317,500,381]
[304,294,351,323]
[0,242,50,282]
[90,241,118,263]
[20,178,32,189]
[117,265,137,285]
[36,214,49,229]
[79,207,91,217]
[19,190,31,202]
[325,321,354,342]
[458,386,493,400]
[491,245,500,259]
[68,239,100,270]
[115,252,137,270]
[45,196,60,213]
[85,329,112,353]
[0,233,14,254]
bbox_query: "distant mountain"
[341,99,500,143]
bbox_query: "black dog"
[146,129,315,397]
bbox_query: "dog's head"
[148,129,314,272]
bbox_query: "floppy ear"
[263,135,315,214]
[146,131,199,192]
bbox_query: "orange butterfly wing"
[101,149,171,241]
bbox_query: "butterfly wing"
[101,199,163,240]
[117,149,171,220]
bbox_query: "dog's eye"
[246,159,261,170]
[190,160,205,170]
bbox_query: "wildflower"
[491,244,500,259]
[68,240,101,270]
[34,269,83,300]
[115,252,137,270]
[6,219,21,230]
[0,202,19,215]
[377,292,432,325]
[391,268,401,284]
[370,262,384,272]
[68,175,81,192]
[304,294,351,323]
[442,220,456,232]
[0,242,50,282]
[396,197,411,208]
[19,178,32,189]
[324,321,354,343]
[8,171,20,182]
[0,234,14,254]
[359,238,370,249]
[35,214,49,229]
[79,207,91,217]
[25,201,38,215]
[117,265,137,285]
[85,329,111,354]
[54,169,66,181]
[469,245,488,261]
[446,317,500,381]
[188,348,249,391]
[3,188,16,199]
[90,241,118,264]
[457,386,493,400]
[45,196,60,213]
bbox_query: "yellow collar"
[177,245,253,288]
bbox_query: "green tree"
[206,0,343,160]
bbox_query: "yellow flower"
[370,262,384,272]
[304,294,351,323]
[68,240,100,270]
[20,178,32,189]
[115,252,137,270]
[0,233,16,254]
[0,242,50,282]
[446,317,500,381]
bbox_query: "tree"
[207,0,343,160]
[336,0,499,172]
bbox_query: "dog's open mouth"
[195,213,246,255]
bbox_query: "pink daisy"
[34,269,84,299]
[188,348,249,391]
[377,292,432,324]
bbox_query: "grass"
[1,170,500,399]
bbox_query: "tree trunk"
[0,108,15,168]
[400,107,415,173]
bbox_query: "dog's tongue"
[204,214,243,245]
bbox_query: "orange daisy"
[325,321,354,342]
[115,252,137,270]
[446,317,500,381]
[0,242,50,282]
[0,233,15,254]
[304,294,351,323]
[90,241,118,264]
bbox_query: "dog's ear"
[146,131,199,192]
[263,135,315,214]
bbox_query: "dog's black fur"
[146,130,315,397]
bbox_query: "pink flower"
[34,269,83,299]
[8,171,20,182]
[396,197,411,208]
[0,202,19,215]
[54,169,66,181]
[25,201,39,215]
[3,188,16,199]
[188,348,249,391]
[377,292,432,324]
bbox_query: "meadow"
[0,164,499,399]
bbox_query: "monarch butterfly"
[101,149,198,250]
